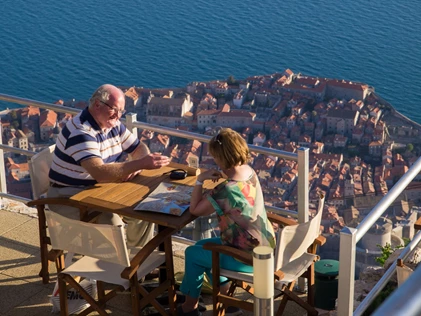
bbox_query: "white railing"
[6,93,421,314]
[338,156,421,315]
[0,93,308,222]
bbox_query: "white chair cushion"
[63,250,165,290]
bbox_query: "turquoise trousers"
[179,237,253,298]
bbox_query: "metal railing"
[338,156,421,315]
[0,93,308,221]
[4,93,420,315]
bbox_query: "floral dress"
[206,170,276,254]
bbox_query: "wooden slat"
[69,167,222,229]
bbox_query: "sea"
[1,0,420,123]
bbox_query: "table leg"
[158,224,167,282]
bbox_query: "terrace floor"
[0,209,332,315]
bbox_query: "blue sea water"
[1,0,420,122]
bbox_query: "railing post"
[297,147,309,292]
[192,218,202,241]
[192,216,212,241]
[297,147,309,224]
[0,123,7,195]
[125,113,138,138]
[338,226,357,316]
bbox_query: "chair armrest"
[47,249,63,262]
[27,197,85,208]
[27,197,97,222]
[315,235,326,246]
[308,235,326,254]
[203,242,253,266]
[274,270,285,281]
[267,212,297,227]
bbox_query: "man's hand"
[139,153,170,169]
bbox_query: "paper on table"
[134,182,193,216]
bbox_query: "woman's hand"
[198,169,223,183]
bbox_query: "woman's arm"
[189,188,215,216]
[189,169,222,216]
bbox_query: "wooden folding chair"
[203,194,326,316]
[45,209,175,315]
[27,145,99,283]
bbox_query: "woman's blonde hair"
[209,128,250,169]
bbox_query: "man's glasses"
[99,100,126,116]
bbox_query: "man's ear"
[92,99,102,113]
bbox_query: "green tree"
[10,110,18,120]
[227,75,237,86]
[375,242,404,267]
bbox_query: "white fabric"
[219,196,325,290]
[46,209,131,266]
[220,252,318,288]
[63,251,165,290]
[274,198,324,270]
[28,145,55,199]
[45,210,166,290]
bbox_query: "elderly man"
[48,83,170,247]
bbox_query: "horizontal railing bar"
[133,121,212,143]
[0,93,299,161]
[355,155,421,242]
[133,121,298,160]
[0,146,298,218]
[267,206,298,218]
[0,93,80,115]
[172,235,195,246]
[354,229,421,316]
[0,144,35,157]
[0,193,31,204]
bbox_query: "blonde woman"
[178,128,276,316]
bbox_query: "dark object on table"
[164,169,188,180]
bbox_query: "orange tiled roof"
[39,110,57,128]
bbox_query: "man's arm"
[81,152,170,183]
[129,141,150,160]
[123,141,152,181]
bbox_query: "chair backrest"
[45,210,131,267]
[28,145,55,199]
[274,195,325,270]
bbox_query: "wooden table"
[69,164,220,228]
[69,164,222,314]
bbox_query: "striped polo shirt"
[49,107,140,187]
